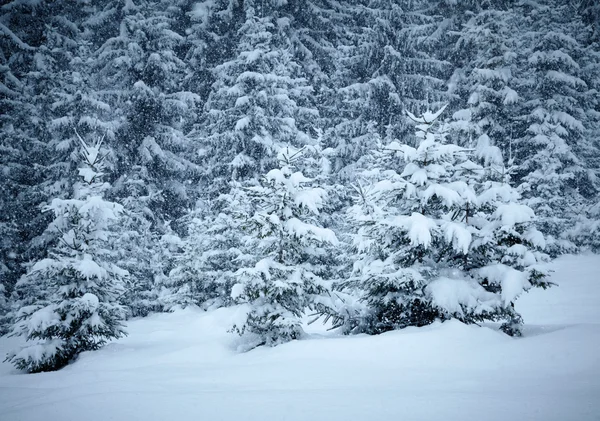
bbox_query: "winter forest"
[1,0,599,377]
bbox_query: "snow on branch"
[406,104,448,125]
[0,23,35,51]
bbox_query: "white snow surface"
[1,254,599,421]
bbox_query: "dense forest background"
[1,0,599,362]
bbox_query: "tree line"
[0,0,598,372]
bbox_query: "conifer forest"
[1,0,599,382]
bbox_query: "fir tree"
[565,200,600,253]
[113,173,165,318]
[168,186,254,311]
[450,4,523,154]
[148,224,189,312]
[580,0,600,44]
[231,147,338,348]
[6,134,127,373]
[195,5,319,197]
[80,0,203,314]
[0,0,83,302]
[88,0,201,223]
[0,284,9,336]
[336,106,550,336]
[514,0,597,253]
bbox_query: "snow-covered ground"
[1,254,599,421]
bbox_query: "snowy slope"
[1,255,599,421]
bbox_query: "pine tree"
[450,4,523,154]
[195,4,319,197]
[314,1,386,176]
[565,200,600,253]
[152,223,186,312]
[0,284,9,336]
[513,0,597,253]
[375,1,456,137]
[168,186,254,311]
[336,106,550,336]
[6,134,127,373]
[77,1,204,315]
[185,0,241,104]
[0,0,82,305]
[574,1,600,251]
[580,0,600,44]
[320,0,460,178]
[231,147,338,348]
[88,0,201,224]
[113,173,165,318]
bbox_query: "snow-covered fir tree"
[0,284,9,336]
[513,0,598,254]
[317,2,392,177]
[231,147,338,348]
[374,1,456,137]
[150,223,185,312]
[450,5,522,153]
[194,4,319,197]
[88,0,201,224]
[113,173,165,318]
[565,200,600,253]
[6,134,127,372]
[0,0,87,303]
[580,0,600,44]
[166,186,255,311]
[336,106,550,336]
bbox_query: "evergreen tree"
[231,147,338,348]
[450,4,523,154]
[321,0,459,178]
[0,0,596,339]
[335,106,550,336]
[514,0,597,253]
[315,1,387,176]
[374,1,457,138]
[88,0,201,223]
[575,1,600,251]
[580,0,600,44]
[167,186,254,311]
[565,200,600,253]
[113,173,165,317]
[78,0,203,314]
[152,223,186,312]
[185,0,241,104]
[6,134,127,373]
[195,4,319,198]
[0,284,9,336]
[0,0,81,304]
